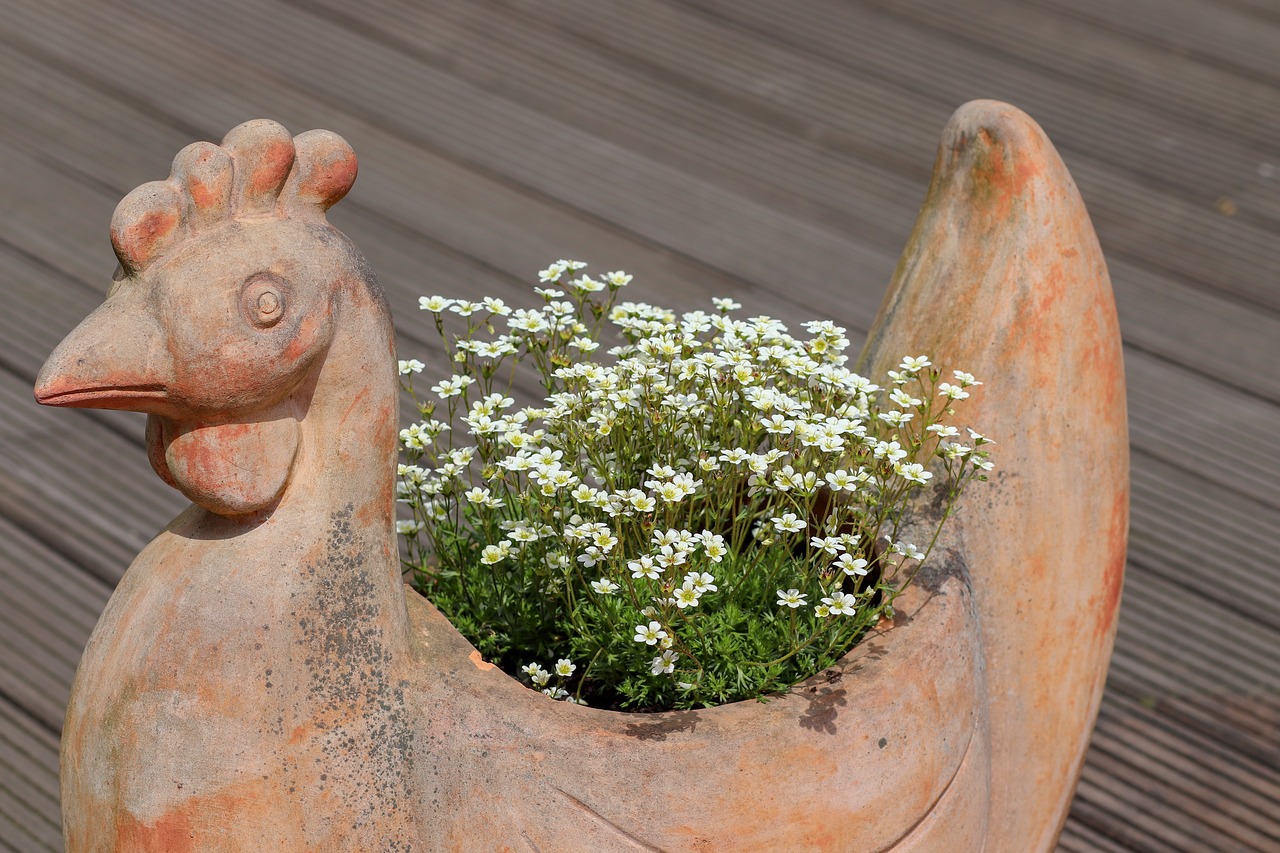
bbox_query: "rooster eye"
[243,273,288,329]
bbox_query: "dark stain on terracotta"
[798,686,848,735]
[621,710,698,741]
[298,505,416,850]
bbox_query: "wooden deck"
[1,0,1278,849]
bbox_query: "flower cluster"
[398,262,993,710]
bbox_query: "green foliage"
[397,262,993,710]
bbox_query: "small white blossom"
[673,585,702,609]
[776,589,807,608]
[634,621,668,646]
[651,649,678,675]
[895,462,933,484]
[591,578,620,595]
[419,295,454,312]
[821,591,859,616]
[899,355,932,373]
[835,554,869,576]
[522,663,551,686]
[771,512,807,533]
[554,658,576,677]
[398,359,425,375]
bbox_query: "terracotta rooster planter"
[36,101,1127,851]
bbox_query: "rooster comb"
[110,119,358,275]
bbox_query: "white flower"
[953,370,981,387]
[570,275,606,293]
[654,545,688,570]
[712,297,741,312]
[432,375,474,399]
[554,658,576,677]
[835,554,869,576]
[480,542,511,565]
[761,413,795,434]
[938,382,969,400]
[634,621,668,645]
[889,388,922,408]
[629,556,662,580]
[821,591,859,616]
[464,487,492,504]
[895,462,933,484]
[776,589,807,608]
[878,410,914,427]
[591,578,620,595]
[419,295,454,312]
[899,355,932,373]
[699,532,727,562]
[396,519,424,536]
[398,359,425,375]
[651,649,678,674]
[810,536,844,555]
[684,571,717,594]
[450,300,483,317]
[967,428,994,445]
[673,585,702,609]
[824,470,857,492]
[927,424,960,437]
[522,663,551,686]
[771,512,807,533]
[508,526,540,543]
[539,262,567,283]
[897,542,926,561]
[605,270,633,287]
[482,296,512,316]
[873,440,907,462]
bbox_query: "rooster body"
[37,105,1128,851]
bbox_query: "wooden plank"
[1087,725,1280,844]
[672,0,1280,311]
[0,512,111,731]
[295,0,1280,401]
[1126,348,1280,510]
[1129,450,1280,632]
[60,0,902,320]
[497,0,1280,225]
[860,0,1280,149]
[0,2,772,319]
[0,699,61,853]
[1071,771,1211,852]
[1036,0,1280,85]
[278,0,1280,318]
[1098,695,1280,802]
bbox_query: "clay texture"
[36,102,1126,851]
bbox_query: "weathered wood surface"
[0,0,1276,849]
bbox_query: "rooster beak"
[34,293,174,413]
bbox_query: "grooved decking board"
[862,0,1280,148]
[288,0,1280,401]
[1036,0,1280,86]
[675,0,1280,312]
[0,699,61,853]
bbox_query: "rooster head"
[35,120,375,517]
